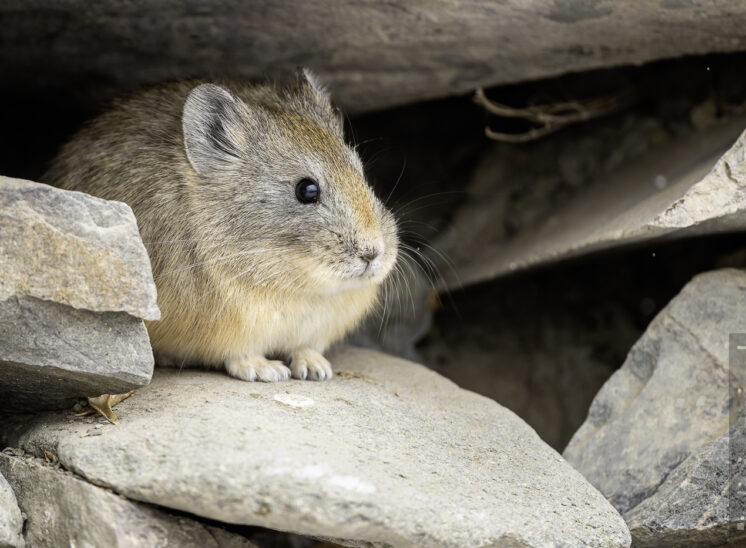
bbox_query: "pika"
[42,70,399,382]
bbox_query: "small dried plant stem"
[474,87,632,143]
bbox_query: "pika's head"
[181,70,398,293]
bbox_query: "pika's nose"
[359,248,380,263]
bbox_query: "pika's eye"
[295,178,320,204]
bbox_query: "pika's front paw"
[289,349,333,381]
[225,355,291,382]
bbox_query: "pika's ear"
[296,68,345,136]
[182,83,246,175]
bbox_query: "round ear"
[182,83,246,175]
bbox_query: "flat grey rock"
[437,116,746,289]
[0,347,631,548]
[564,269,746,546]
[0,470,23,548]
[0,452,257,548]
[0,176,159,320]
[3,1,746,113]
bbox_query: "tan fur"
[42,74,398,381]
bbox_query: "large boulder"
[0,347,631,547]
[3,1,746,113]
[0,452,257,547]
[0,176,159,413]
[564,269,746,545]
[0,470,23,548]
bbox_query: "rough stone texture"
[0,176,159,320]
[0,295,154,413]
[0,453,257,547]
[0,177,158,412]
[564,269,746,546]
[0,347,631,548]
[3,1,746,113]
[624,425,746,547]
[436,116,746,290]
[0,471,23,548]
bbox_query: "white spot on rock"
[273,393,315,408]
[266,462,377,494]
[328,474,376,494]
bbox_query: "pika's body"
[43,72,398,382]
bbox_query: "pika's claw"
[290,349,333,381]
[225,355,291,382]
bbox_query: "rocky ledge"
[0,346,631,548]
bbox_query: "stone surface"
[624,423,746,547]
[0,177,158,412]
[4,1,746,114]
[0,296,154,413]
[436,115,746,290]
[0,470,23,548]
[0,452,257,547]
[564,269,746,546]
[0,347,631,548]
[0,176,159,320]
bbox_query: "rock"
[0,452,258,548]
[0,177,158,412]
[0,470,23,548]
[0,296,154,413]
[0,347,631,547]
[564,269,746,545]
[624,422,746,547]
[4,2,746,113]
[0,176,158,319]
[436,115,746,290]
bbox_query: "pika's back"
[43,82,189,211]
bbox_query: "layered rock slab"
[564,269,746,546]
[0,471,23,548]
[0,453,257,547]
[0,176,159,412]
[0,347,630,547]
[437,117,746,289]
[4,1,746,113]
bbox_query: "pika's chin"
[317,276,378,295]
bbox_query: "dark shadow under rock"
[419,234,746,450]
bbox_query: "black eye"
[295,178,320,204]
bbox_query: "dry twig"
[474,87,632,143]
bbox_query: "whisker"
[390,190,467,217]
[154,248,288,280]
[384,158,407,205]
